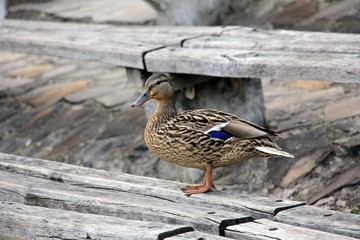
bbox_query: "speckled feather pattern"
[145,107,284,170]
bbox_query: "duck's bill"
[131,89,150,107]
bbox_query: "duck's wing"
[169,109,278,141]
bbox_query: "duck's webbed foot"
[181,162,214,196]
[181,183,213,196]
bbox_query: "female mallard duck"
[132,73,293,196]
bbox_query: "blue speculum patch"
[209,131,233,140]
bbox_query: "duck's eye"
[155,81,161,85]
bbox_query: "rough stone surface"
[7,0,157,25]
[147,0,360,33]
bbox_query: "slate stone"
[267,125,328,187]
[6,63,54,78]
[0,52,26,64]
[21,79,92,106]
[271,0,318,28]
[0,55,43,73]
[41,107,111,161]
[0,138,26,154]
[288,80,333,90]
[280,148,331,187]
[8,0,157,24]
[308,164,360,204]
[65,84,119,103]
[0,78,34,95]
[40,64,78,81]
[325,96,360,122]
[97,87,138,108]
[100,108,147,139]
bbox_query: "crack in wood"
[142,45,166,72]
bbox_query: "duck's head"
[131,73,174,107]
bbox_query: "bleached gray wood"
[0,153,303,219]
[0,0,5,20]
[166,231,231,239]
[223,26,360,43]
[0,170,253,235]
[0,20,225,69]
[274,205,360,238]
[0,153,357,239]
[183,35,360,54]
[0,19,226,35]
[0,19,225,48]
[145,47,359,83]
[225,219,357,240]
[0,201,193,240]
[1,19,358,83]
[0,30,163,69]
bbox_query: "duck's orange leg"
[181,162,213,196]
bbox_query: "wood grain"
[167,231,231,239]
[0,201,193,240]
[187,27,360,54]
[0,153,304,219]
[0,153,358,239]
[1,20,358,83]
[225,218,358,240]
[145,47,359,83]
[274,205,360,238]
[0,170,254,235]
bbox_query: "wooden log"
[0,30,163,69]
[223,26,360,43]
[0,153,358,239]
[184,35,360,54]
[0,20,225,68]
[166,231,231,239]
[0,19,226,36]
[0,170,253,235]
[274,205,360,238]
[0,153,304,219]
[145,47,359,83]
[225,218,358,240]
[186,26,360,54]
[0,201,193,240]
[1,20,358,83]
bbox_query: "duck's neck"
[149,98,177,129]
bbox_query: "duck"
[131,73,294,196]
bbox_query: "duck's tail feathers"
[255,146,294,158]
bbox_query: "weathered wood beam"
[166,231,230,239]
[223,27,360,44]
[0,31,163,69]
[274,205,360,238]
[145,47,359,83]
[1,20,358,83]
[225,218,358,240]
[0,20,224,69]
[0,201,193,240]
[0,153,303,219]
[0,153,358,239]
[0,19,227,35]
[184,35,360,54]
[0,170,254,235]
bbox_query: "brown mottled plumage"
[132,73,294,195]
